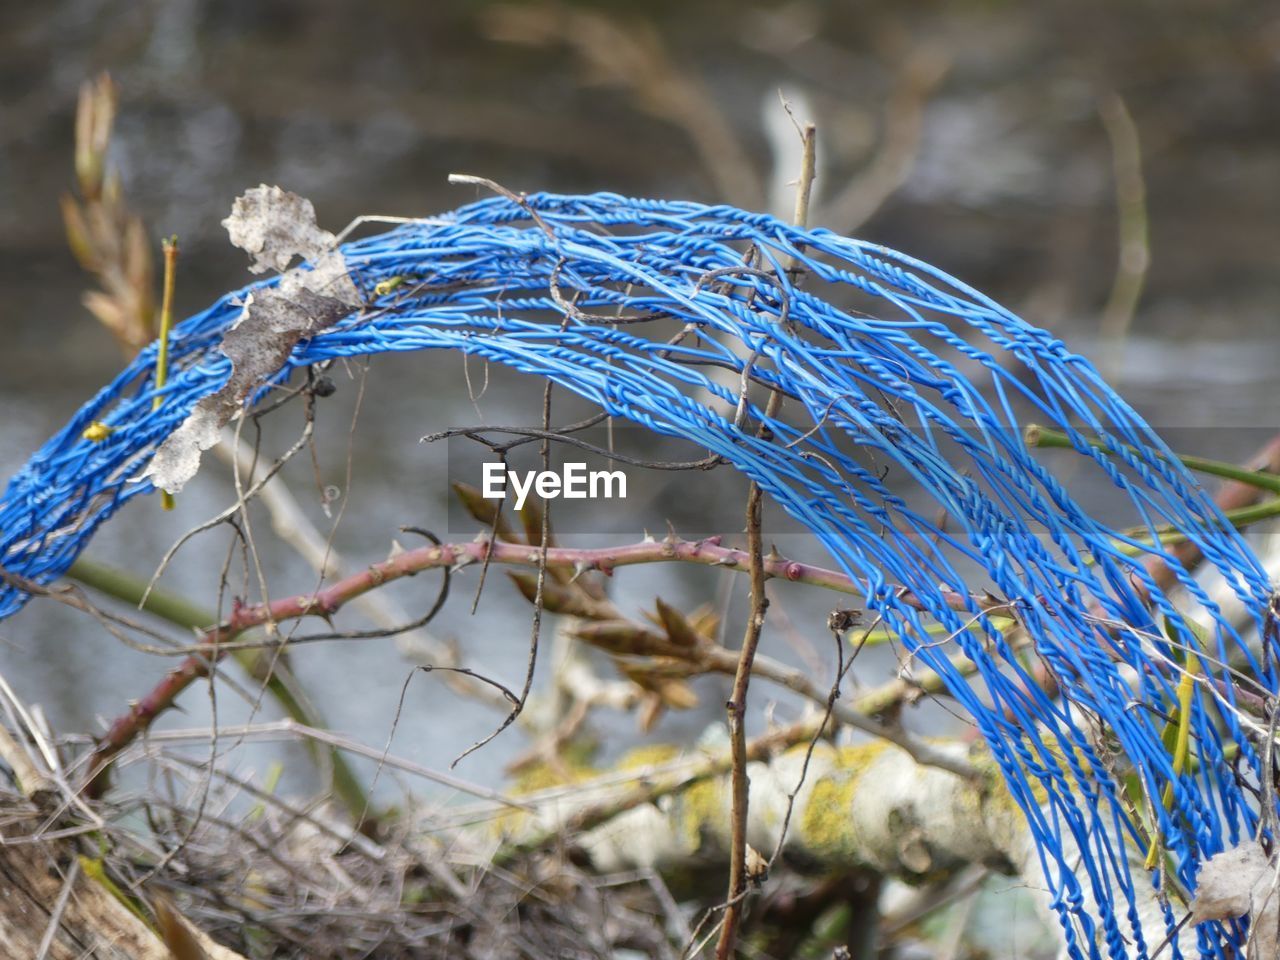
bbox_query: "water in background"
[1,0,1278,798]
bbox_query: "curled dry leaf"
[652,596,703,648]
[618,661,698,733]
[744,844,769,886]
[572,619,670,656]
[452,481,515,538]
[637,693,663,733]
[506,570,609,620]
[687,603,720,639]
[144,186,362,494]
[1190,841,1279,957]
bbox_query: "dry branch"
[546,738,1014,881]
[720,130,818,957]
[0,826,246,960]
[87,533,989,791]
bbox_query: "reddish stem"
[87,535,1011,793]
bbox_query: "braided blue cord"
[1,192,1273,957]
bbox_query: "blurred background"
[1,0,1278,812]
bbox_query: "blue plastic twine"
[1,192,1273,958]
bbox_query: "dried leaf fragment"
[1190,841,1279,957]
[222,184,337,274]
[143,187,361,494]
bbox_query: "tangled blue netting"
[0,192,1274,957]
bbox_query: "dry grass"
[0,741,684,959]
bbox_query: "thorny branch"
[81,530,991,795]
[81,532,453,795]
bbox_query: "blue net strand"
[0,191,1273,956]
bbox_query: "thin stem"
[83,535,1003,787]
[154,236,178,511]
[1117,499,1280,555]
[69,556,370,818]
[718,122,818,960]
[1025,424,1280,496]
[717,484,768,960]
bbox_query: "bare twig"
[140,422,314,608]
[125,719,530,809]
[66,554,373,819]
[787,116,819,232]
[84,534,451,794]
[716,483,770,960]
[0,670,103,830]
[450,362,557,767]
[717,120,820,960]
[0,723,55,802]
[213,433,501,706]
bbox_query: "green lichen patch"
[797,743,888,863]
[679,776,728,854]
[617,743,682,771]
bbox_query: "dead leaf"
[221,184,337,274]
[652,596,703,648]
[638,693,663,733]
[143,186,361,494]
[154,894,208,960]
[1190,841,1280,957]
[655,678,698,710]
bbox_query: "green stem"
[855,615,1013,648]
[1117,498,1280,555]
[67,556,371,823]
[1025,424,1280,495]
[155,237,178,511]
